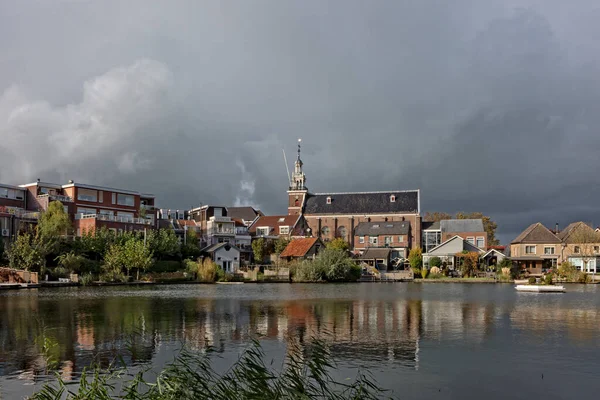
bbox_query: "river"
[1,283,599,399]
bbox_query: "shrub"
[428,273,443,279]
[150,260,182,273]
[421,268,429,279]
[429,257,442,268]
[544,274,553,285]
[292,260,327,282]
[501,267,511,277]
[99,270,126,283]
[557,262,576,279]
[528,277,536,285]
[577,272,592,284]
[408,248,422,276]
[55,252,85,274]
[183,259,198,274]
[79,273,95,286]
[51,266,69,279]
[80,258,101,275]
[197,259,218,283]
[215,266,225,282]
[429,266,441,275]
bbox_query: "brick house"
[279,237,324,262]
[285,141,421,251]
[353,221,411,260]
[510,223,562,275]
[0,183,31,245]
[248,214,309,240]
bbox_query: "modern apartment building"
[189,205,236,247]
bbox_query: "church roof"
[303,190,419,215]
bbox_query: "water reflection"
[1,284,599,389]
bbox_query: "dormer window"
[326,196,332,204]
[390,195,396,202]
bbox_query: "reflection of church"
[286,140,422,259]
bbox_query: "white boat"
[515,285,565,293]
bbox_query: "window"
[77,207,96,215]
[117,212,134,222]
[0,188,19,199]
[279,226,290,235]
[117,194,135,206]
[326,197,332,204]
[476,237,485,248]
[595,246,600,254]
[63,206,69,214]
[321,226,330,236]
[337,226,347,239]
[372,224,380,228]
[384,236,392,245]
[256,227,269,236]
[99,209,113,216]
[398,235,404,242]
[278,217,285,222]
[77,188,98,202]
[525,245,536,254]
[112,193,116,204]
[544,246,555,255]
[574,246,581,254]
[369,236,378,245]
[98,191,103,203]
[466,237,475,245]
[390,195,396,202]
[359,236,365,244]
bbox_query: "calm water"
[1,283,600,399]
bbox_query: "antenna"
[282,149,291,186]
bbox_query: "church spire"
[291,138,307,191]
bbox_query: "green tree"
[55,252,85,274]
[455,251,480,277]
[182,229,201,259]
[408,248,423,276]
[274,237,291,255]
[325,237,350,252]
[123,238,154,280]
[429,256,442,268]
[7,232,46,272]
[36,201,72,254]
[252,238,266,264]
[147,229,180,260]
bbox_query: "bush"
[577,272,592,284]
[557,262,576,279]
[501,267,511,277]
[150,260,182,273]
[528,277,536,285]
[51,266,69,279]
[428,273,443,279]
[429,257,442,268]
[291,260,327,282]
[183,259,198,274]
[80,258,101,275]
[429,266,441,275]
[99,270,127,283]
[196,259,218,283]
[215,266,225,282]
[421,268,429,279]
[79,273,95,286]
[544,274,553,285]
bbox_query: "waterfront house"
[422,235,485,270]
[202,242,241,274]
[357,247,392,269]
[422,219,487,253]
[233,218,253,264]
[189,205,236,247]
[279,237,324,262]
[510,223,562,275]
[248,214,309,239]
[0,183,32,246]
[353,221,410,260]
[557,221,600,273]
[481,248,507,268]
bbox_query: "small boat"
[515,285,565,293]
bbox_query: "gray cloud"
[1,0,599,243]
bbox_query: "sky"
[1,0,600,244]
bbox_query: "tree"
[568,223,600,274]
[325,237,350,252]
[36,201,72,254]
[429,256,442,268]
[147,229,180,260]
[423,212,452,222]
[7,232,45,272]
[252,238,266,264]
[408,248,423,276]
[55,252,85,274]
[181,229,201,260]
[274,238,291,255]
[455,251,480,277]
[102,237,153,281]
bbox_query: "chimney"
[555,223,559,234]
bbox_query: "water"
[1,283,599,399]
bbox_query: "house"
[233,218,253,263]
[202,242,241,274]
[557,221,600,273]
[421,219,487,253]
[481,248,507,267]
[248,214,309,239]
[510,223,562,275]
[353,221,410,260]
[285,141,421,250]
[422,235,485,271]
[0,183,33,245]
[189,205,236,247]
[226,207,263,227]
[279,237,324,261]
[357,248,392,269]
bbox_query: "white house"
[423,235,485,270]
[202,242,241,274]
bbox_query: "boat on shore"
[515,285,565,293]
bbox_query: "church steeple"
[290,138,307,191]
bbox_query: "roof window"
[372,224,380,228]
[278,217,285,222]
[390,195,396,202]
[326,196,332,204]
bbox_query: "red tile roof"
[249,215,299,234]
[177,219,198,227]
[280,237,321,258]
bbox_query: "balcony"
[38,194,74,203]
[0,206,39,219]
[74,213,154,226]
[207,228,235,236]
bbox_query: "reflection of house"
[279,237,324,262]
[422,235,485,269]
[422,219,487,253]
[202,242,241,273]
[353,221,410,260]
[510,223,562,275]
[248,214,309,239]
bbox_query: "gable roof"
[354,221,410,236]
[226,206,262,222]
[511,223,561,244]
[280,237,322,257]
[358,248,391,260]
[303,190,419,215]
[557,221,596,242]
[441,219,484,233]
[201,242,240,253]
[248,215,299,234]
[426,235,485,255]
[482,248,506,258]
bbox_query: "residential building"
[481,248,507,268]
[510,223,562,275]
[248,214,309,240]
[557,221,600,273]
[0,183,35,245]
[285,141,421,250]
[226,207,263,227]
[357,248,393,269]
[233,218,253,263]
[189,205,235,247]
[353,221,410,260]
[279,237,324,262]
[421,219,487,253]
[202,243,241,274]
[422,235,485,270]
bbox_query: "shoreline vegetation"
[30,335,394,400]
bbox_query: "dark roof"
[422,221,441,230]
[557,221,596,242]
[441,219,484,233]
[354,221,410,236]
[226,207,261,222]
[358,248,391,260]
[511,223,561,244]
[303,190,419,215]
[280,238,322,257]
[201,242,239,253]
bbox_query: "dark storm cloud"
[1,0,599,243]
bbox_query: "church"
[286,141,422,260]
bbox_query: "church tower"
[287,139,308,215]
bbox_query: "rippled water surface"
[1,283,600,399]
